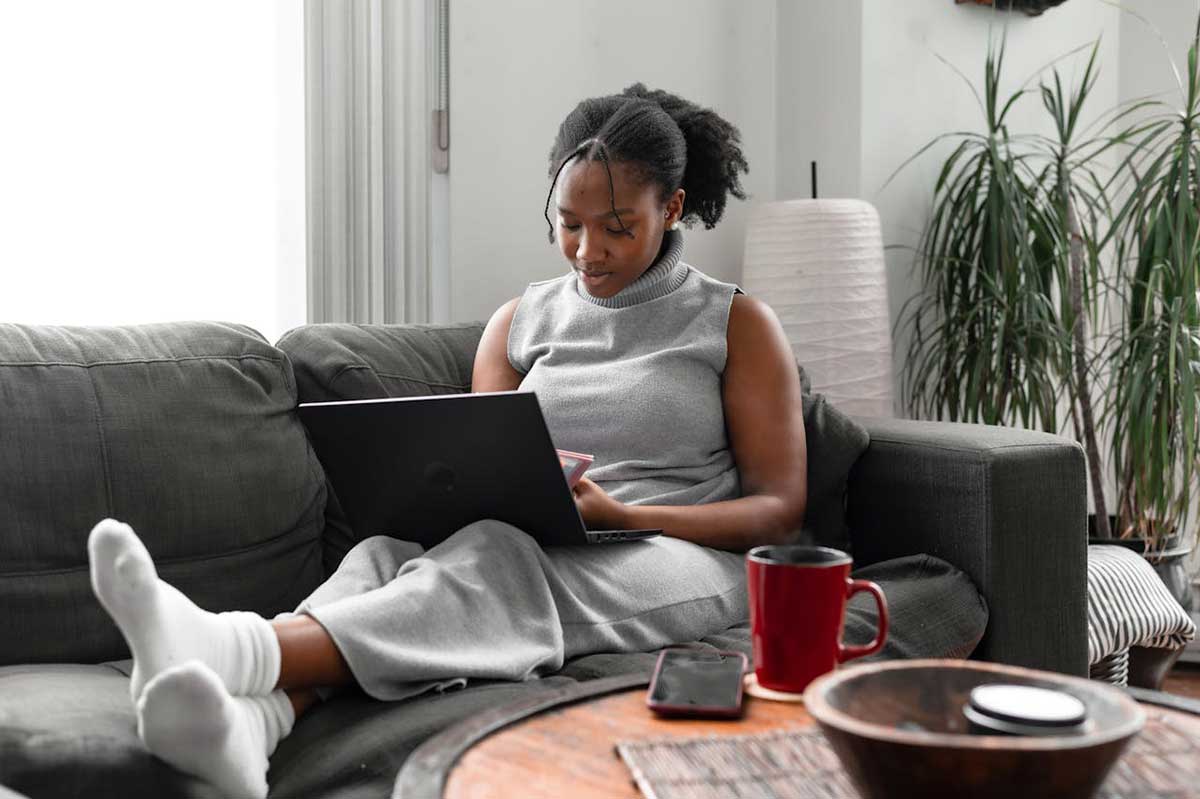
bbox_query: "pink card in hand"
[556,449,594,488]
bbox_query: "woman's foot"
[138,660,294,799]
[87,518,281,700]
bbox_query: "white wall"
[447,0,777,324]
[446,0,1135,361]
[1118,0,1200,112]
[0,1,306,343]
[775,0,861,202]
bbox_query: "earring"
[669,220,680,231]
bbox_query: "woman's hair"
[544,83,748,241]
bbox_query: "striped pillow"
[1087,544,1196,665]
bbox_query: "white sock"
[138,660,294,799]
[88,518,281,701]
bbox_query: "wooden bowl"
[803,659,1144,799]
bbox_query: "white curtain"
[305,0,434,324]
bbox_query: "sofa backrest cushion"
[279,322,484,403]
[278,322,867,562]
[798,391,870,551]
[791,359,875,548]
[276,322,485,570]
[0,322,327,665]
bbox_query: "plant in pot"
[1102,19,1200,608]
[897,26,1200,609]
[897,39,1066,435]
[896,38,1113,533]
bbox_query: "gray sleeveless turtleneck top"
[507,230,743,507]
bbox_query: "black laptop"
[297,391,662,548]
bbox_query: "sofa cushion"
[277,322,484,402]
[0,663,206,798]
[0,322,327,665]
[797,392,870,551]
[847,554,988,660]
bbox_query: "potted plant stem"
[1102,17,1200,607]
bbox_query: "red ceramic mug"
[746,545,889,694]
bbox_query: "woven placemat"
[616,728,856,799]
[615,709,1200,799]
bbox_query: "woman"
[87,84,806,798]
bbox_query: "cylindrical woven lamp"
[741,199,893,417]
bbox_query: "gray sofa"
[0,321,1087,799]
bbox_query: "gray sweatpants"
[293,520,748,701]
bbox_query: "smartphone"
[556,449,594,488]
[645,648,748,718]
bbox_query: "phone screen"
[648,650,745,712]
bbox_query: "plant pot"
[1088,516,1195,612]
[1150,550,1196,613]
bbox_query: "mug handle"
[838,579,889,663]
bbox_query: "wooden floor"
[1163,662,1200,700]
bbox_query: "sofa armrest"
[846,418,1088,676]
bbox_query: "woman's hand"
[572,477,629,530]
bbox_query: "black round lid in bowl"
[965,684,1088,736]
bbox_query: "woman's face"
[554,158,684,299]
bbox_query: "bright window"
[0,1,305,343]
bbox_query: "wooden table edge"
[392,672,650,799]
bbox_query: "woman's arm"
[585,294,807,551]
[472,297,524,393]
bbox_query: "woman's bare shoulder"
[472,297,524,393]
[727,293,786,350]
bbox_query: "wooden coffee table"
[394,673,1200,799]
[396,673,813,799]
